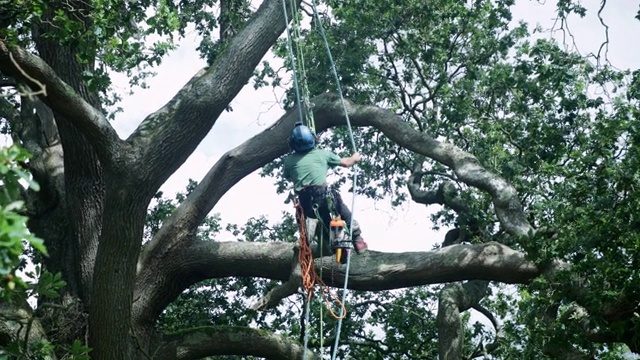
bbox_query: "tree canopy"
[1,0,640,359]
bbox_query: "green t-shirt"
[283,148,342,192]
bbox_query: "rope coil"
[296,200,346,320]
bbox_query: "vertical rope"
[310,2,360,359]
[310,0,357,151]
[330,248,353,360]
[289,0,316,133]
[303,294,311,359]
[319,230,325,357]
[281,0,305,126]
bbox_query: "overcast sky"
[109,0,640,253]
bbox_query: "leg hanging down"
[298,187,367,263]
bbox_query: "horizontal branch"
[133,240,541,326]
[0,41,124,165]
[316,243,537,290]
[163,325,320,360]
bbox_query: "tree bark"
[88,177,149,359]
[0,1,559,356]
[126,0,303,192]
[135,240,540,329]
[437,281,489,360]
[161,326,320,360]
[2,0,304,356]
[0,302,52,359]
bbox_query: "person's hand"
[352,152,361,162]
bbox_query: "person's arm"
[339,152,361,168]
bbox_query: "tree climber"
[283,122,368,254]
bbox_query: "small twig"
[22,312,35,356]
[595,0,610,68]
[299,1,314,17]
[8,52,47,99]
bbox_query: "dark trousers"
[297,186,361,242]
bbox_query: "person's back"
[283,122,368,255]
[283,148,341,192]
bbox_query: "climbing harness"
[311,196,352,265]
[282,0,360,358]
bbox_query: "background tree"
[0,0,639,359]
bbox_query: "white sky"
[109,0,640,253]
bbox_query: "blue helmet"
[289,122,316,152]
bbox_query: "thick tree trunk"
[32,1,105,306]
[89,177,149,359]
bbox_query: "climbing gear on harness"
[307,191,354,261]
[295,200,345,316]
[289,122,316,152]
[330,216,352,264]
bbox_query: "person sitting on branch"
[283,122,368,254]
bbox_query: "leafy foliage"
[0,144,45,296]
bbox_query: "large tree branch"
[126,0,302,191]
[437,281,490,360]
[0,42,123,164]
[133,241,540,325]
[311,94,534,238]
[162,325,320,360]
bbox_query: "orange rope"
[295,200,346,319]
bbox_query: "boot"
[352,235,368,254]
